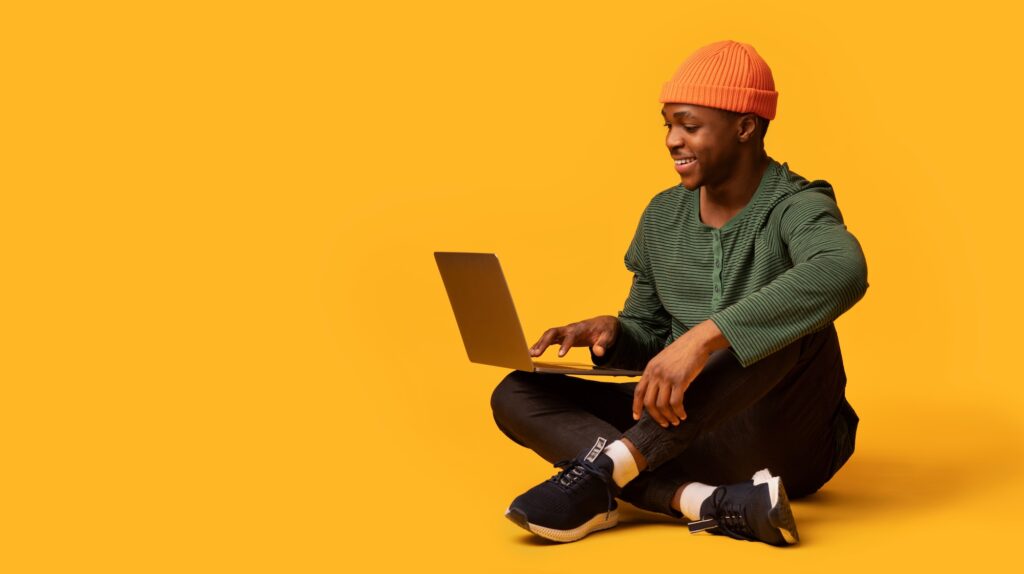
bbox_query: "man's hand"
[530,315,620,358]
[632,319,730,427]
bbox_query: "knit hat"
[659,40,778,121]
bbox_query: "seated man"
[491,40,868,546]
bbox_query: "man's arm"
[709,191,869,367]
[590,206,672,371]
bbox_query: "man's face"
[661,103,748,190]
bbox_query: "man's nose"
[665,129,685,150]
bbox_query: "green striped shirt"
[592,157,869,369]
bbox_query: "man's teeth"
[675,158,696,165]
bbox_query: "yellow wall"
[3,0,1021,571]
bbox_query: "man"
[490,40,868,546]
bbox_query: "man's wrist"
[693,319,730,354]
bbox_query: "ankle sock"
[679,482,717,521]
[602,440,639,488]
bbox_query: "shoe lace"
[686,487,755,541]
[549,457,617,517]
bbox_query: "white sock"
[602,440,640,488]
[679,482,718,521]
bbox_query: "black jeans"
[490,322,859,518]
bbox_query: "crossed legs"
[491,323,852,518]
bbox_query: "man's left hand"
[632,320,729,427]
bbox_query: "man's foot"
[686,469,800,546]
[505,437,619,543]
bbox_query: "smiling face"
[661,103,766,189]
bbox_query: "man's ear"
[737,113,759,143]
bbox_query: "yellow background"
[3,0,1022,571]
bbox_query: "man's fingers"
[658,388,679,426]
[632,375,648,420]
[643,379,668,427]
[558,330,577,357]
[529,330,550,355]
[592,332,610,357]
[655,383,678,426]
[530,328,561,356]
[668,384,687,424]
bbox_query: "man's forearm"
[690,319,730,355]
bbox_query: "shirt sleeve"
[708,191,869,367]
[590,205,672,371]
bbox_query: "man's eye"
[663,122,698,132]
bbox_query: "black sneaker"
[505,437,619,543]
[687,469,800,546]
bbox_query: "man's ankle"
[602,439,642,488]
[620,437,648,471]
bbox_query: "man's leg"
[617,323,853,518]
[490,370,747,518]
[499,323,853,544]
[491,370,649,541]
[490,369,637,464]
[492,371,791,523]
[620,331,806,472]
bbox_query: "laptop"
[434,251,642,376]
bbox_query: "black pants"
[490,322,859,518]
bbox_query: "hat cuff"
[659,82,778,120]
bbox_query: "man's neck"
[701,151,771,212]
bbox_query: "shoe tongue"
[699,486,727,518]
[591,452,615,476]
[582,437,608,464]
[578,437,617,476]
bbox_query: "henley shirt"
[592,157,869,369]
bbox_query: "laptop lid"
[434,252,536,371]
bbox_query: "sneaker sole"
[767,477,800,544]
[504,507,619,543]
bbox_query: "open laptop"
[434,251,642,376]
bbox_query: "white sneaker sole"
[505,507,619,543]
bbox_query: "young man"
[490,40,868,546]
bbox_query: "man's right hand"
[529,315,620,358]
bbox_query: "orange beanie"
[659,40,778,121]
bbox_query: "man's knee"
[490,369,535,426]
